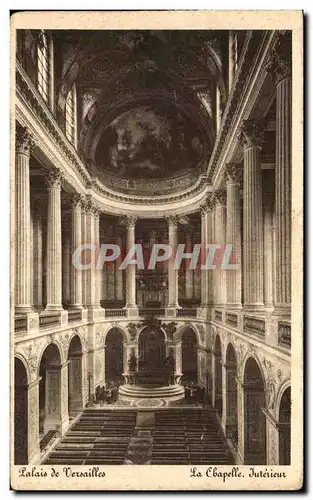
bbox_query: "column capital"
[213,188,227,207]
[46,168,63,189]
[238,119,265,150]
[266,32,292,84]
[120,215,138,228]
[166,215,180,227]
[16,127,36,156]
[200,194,215,215]
[71,193,83,209]
[223,163,242,185]
[85,198,99,216]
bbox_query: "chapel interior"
[14,28,291,466]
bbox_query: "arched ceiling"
[54,30,228,186]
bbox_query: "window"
[232,32,239,73]
[65,86,76,146]
[37,30,49,103]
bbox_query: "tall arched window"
[37,30,50,103]
[65,86,76,146]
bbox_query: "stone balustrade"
[13,305,290,354]
[278,321,291,348]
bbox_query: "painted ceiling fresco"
[95,104,204,179]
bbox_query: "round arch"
[226,342,237,365]
[137,324,168,343]
[14,353,31,383]
[38,343,62,437]
[243,356,267,465]
[278,385,291,465]
[181,327,198,383]
[66,331,85,358]
[225,342,238,448]
[240,350,266,389]
[14,357,29,464]
[104,325,129,345]
[37,340,65,379]
[105,327,125,387]
[213,334,223,417]
[68,335,84,414]
[174,324,200,346]
[138,326,166,373]
[275,381,291,421]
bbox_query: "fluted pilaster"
[45,168,63,312]
[224,163,242,307]
[238,120,264,308]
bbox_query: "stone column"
[115,233,124,302]
[68,354,83,412]
[27,378,41,463]
[238,120,264,308]
[185,232,193,300]
[225,363,238,441]
[174,341,182,383]
[32,208,43,310]
[124,216,138,311]
[45,168,63,312]
[15,127,34,313]
[211,350,217,408]
[167,216,179,309]
[94,208,101,307]
[62,215,71,307]
[70,194,83,309]
[268,34,292,312]
[44,362,69,435]
[85,201,96,308]
[221,362,227,433]
[264,410,280,465]
[199,195,214,307]
[60,361,70,434]
[264,191,274,309]
[224,163,242,308]
[214,189,227,306]
[81,200,87,307]
[236,376,245,464]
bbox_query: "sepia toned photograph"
[10,10,303,491]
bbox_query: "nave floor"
[43,407,233,465]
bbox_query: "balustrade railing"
[226,312,238,327]
[243,315,265,339]
[105,309,127,318]
[214,310,223,322]
[278,322,291,348]
[139,308,166,316]
[39,313,61,328]
[68,310,83,322]
[177,308,197,317]
[15,316,27,333]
